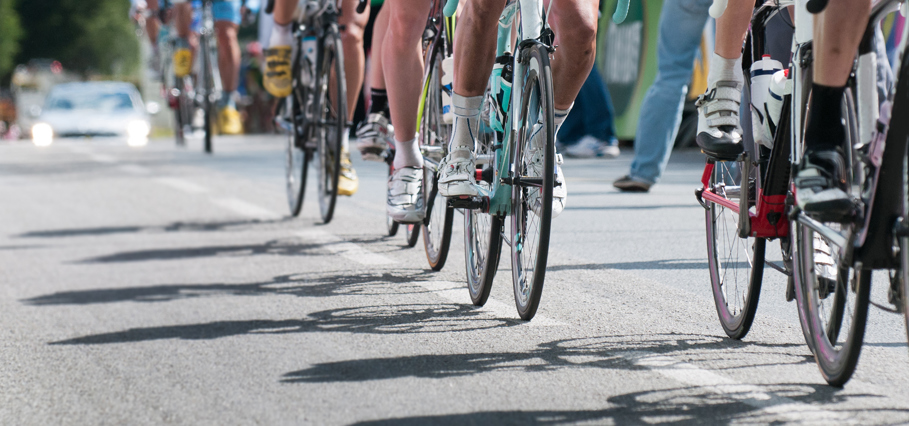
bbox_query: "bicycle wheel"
[284,94,310,216]
[200,33,215,154]
[705,160,765,339]
[793,87,869,387]
[465,122,502,305]
[406,224,421,247]
[509,43,554,321]
[420,41,454,270]
[386,158,400,236]
[314,26,345,223]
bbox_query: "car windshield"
[46,90,136,112]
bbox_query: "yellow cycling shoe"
[218,105,244,135]
[338,148,359,196]
[264,45,293,98]
[173,48,193,78]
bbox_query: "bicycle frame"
[454,0,552,217]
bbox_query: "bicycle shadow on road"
[548,259,712,272]
[15,218,291,239]
[347,385,909,425]
[24,270,437,305]
[47,302,520,346]
[281,333,811,384]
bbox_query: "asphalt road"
[3,135,909,425]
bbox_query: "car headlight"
[127,120,150,147]
[32,123,53,146]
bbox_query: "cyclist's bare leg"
[548,0,598,110]
[340,0,369,120]
[215,21,240,95]
[451,0,503,98]
[796,0,871,217]
[146,0,161,45]
[383,0,432,169]
[173,3,197,77]
[369,6,390,92]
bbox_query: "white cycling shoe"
[387,166,425,223]
[525,121,567,218]
[438,147,479,197]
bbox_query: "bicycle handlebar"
[443,0,458,17]
[806,0,828,14]
[612,0,629,23]
[708,0,727,18]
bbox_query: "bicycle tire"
[201,33,214,154]
[793,87,869,387]
[510,43,554,321]
[386,159,400,236]
[315,26,345,224]
[466,212,503,306]
[420,40,454,270]
[465,110,502,305]
[705,160,765,339]
[284,95,310,216]
[406,223,421,247]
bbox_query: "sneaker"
[613,175,652,192]
[338,148,359,196]
[218,105,243,135]
[795,149,852,221]
[696,80,744,160]
[173,47,193,78]
[356,113,393,161]
[525,149,567,218]
[600,138,620,158]
[563,136,604,158]
[264,45,292,98]
[438,147,479,197]
[563,136,621,159]
[387,166,425,223]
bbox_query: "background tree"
[14,0,140,77]
[0,0,24,80]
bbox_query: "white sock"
[269,23,293,48]
[393,137,423,169]
[449,94,483,160]
[707,53,743,88]
[553,104,572,136]
[341,129,350,152]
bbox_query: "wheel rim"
[706,161,757,330]
[316,31,344,222]
[421,50,452,265]
[285,97,306,214]
[510,50,552,315]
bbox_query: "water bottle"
[488,54,513,133]
[749,55,782,148]
[301,35,318,87]
[762,69,791,148]
[440,56,454,124]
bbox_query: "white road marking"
[419,280,566,326]
[155,177,209,194]
[625,352,845,422]
[211,198,282,220]
[296,229,395,266]
[87,153,117,163]
[118,164,151,175]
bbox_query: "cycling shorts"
[170,0,242,24]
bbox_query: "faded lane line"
[419,280,566,326]
[118,164,151,175]
[625,352,845,422]
[296,229,395,266]
[211,198,282,220]
[87,153,118,163]
[155,177,209,194]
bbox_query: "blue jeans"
[627,0,712,184]
[559,67,617,145]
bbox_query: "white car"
[31,82,156,147]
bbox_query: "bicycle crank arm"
[448,196,489,212]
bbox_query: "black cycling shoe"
[794,149,854,222]
[695,80,745,161]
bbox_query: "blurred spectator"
[558,67,620,158]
